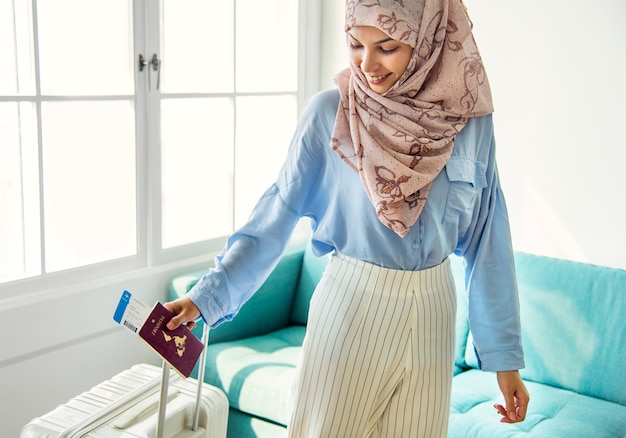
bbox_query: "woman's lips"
[367,73,391,85]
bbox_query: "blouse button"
[412,241,419,250]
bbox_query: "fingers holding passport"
[164,297,201,331]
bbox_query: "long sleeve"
[187,187,301,327]
[455,123,525,372]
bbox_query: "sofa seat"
[204,326,304,428]
[449,369,626,437]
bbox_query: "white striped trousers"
[288,253,457,438]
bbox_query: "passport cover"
[137,302,204,378]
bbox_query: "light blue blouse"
[187,89,524,372]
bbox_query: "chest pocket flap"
[442,157,488,232]
[445,158,487,189]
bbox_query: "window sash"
[0,0,320,295]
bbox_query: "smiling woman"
[163,0,529,436]
[347,26,413,94]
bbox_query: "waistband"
[332,252,451,279]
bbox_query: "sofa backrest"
[168,245,306,344]
[449,254,471,374]
[290,244,331,325]
[463,252,626,406]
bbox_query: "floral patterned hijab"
[332,0,494,237]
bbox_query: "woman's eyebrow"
[348,32,394,45]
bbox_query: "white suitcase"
[21,327,228,438]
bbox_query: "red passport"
[138,302,204,378]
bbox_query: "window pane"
[236,0,298,92]
[161,0,234,94]
[41,101,136,272]
[0,0,35,95]
[234,95,297,226]
[0,102,40,282]
[36,0,133,95]
[161,98,234,248]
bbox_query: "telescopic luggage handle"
[156,322,210,438]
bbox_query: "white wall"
[466,0,626,270]
[321,0,626,270]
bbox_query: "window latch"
[138,54,161,90]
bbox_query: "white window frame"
[0,0,321,300]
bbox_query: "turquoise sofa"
[169,244,626,437]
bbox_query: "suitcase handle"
[193,323,210,430]
[111,388,179,429]
[156,322,210,438]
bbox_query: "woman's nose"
[360,49,377,72]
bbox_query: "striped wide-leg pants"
[287,253,457,438]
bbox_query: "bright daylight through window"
[0,0,301,286]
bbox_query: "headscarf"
[331,0,494,237]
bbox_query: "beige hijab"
[332,0,494,237]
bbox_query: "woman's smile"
[348,26,413,94]
[366,73,392,85]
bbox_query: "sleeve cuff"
[474,346,525,372]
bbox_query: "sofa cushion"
[449,369,626,437]
[169,246,305,344]
[449,254,471,374]
[290,245,330,325]
[513,252,626,406]
[202,326,306,427]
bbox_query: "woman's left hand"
[494,370,530,423]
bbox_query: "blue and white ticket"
[113,290,152,334]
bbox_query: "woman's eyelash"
[349,44,399,54]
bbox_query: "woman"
[165,0,530,436]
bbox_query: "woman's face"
[347,26,413,94]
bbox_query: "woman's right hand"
[163,297,201,330]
